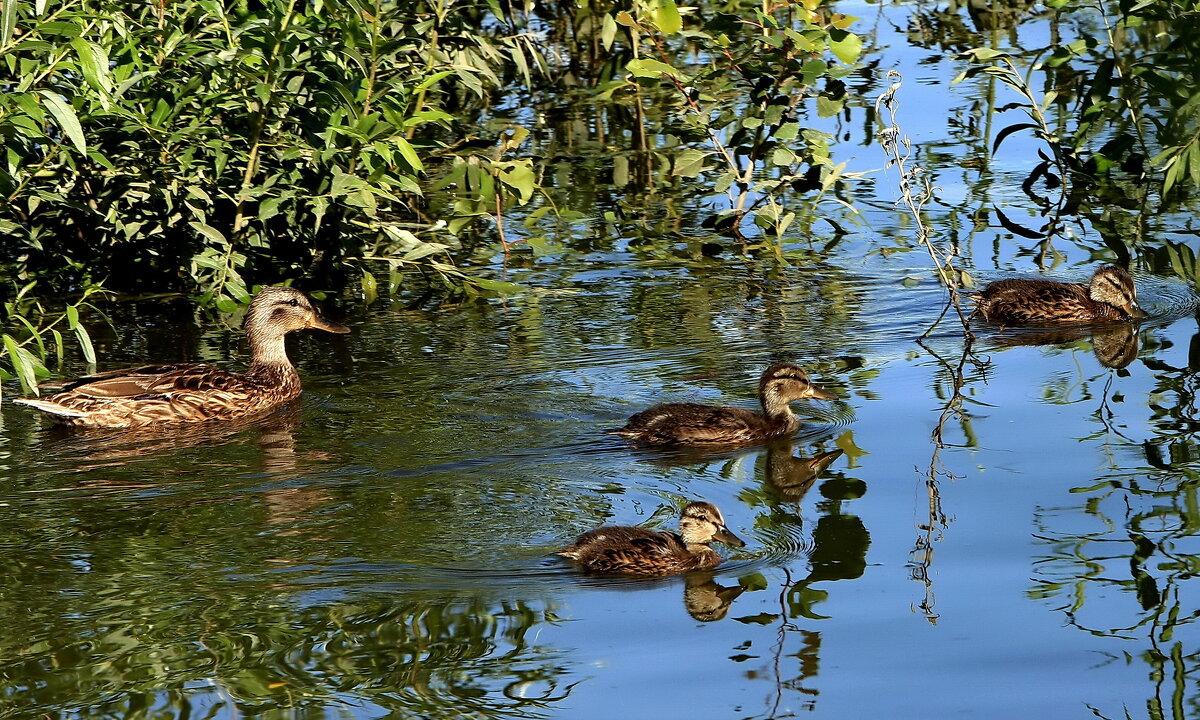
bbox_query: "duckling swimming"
[14,286,349,428]
[559,501,745,576]
[612,362,835,447]
[970,265,1142,325]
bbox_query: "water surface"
[5,2,1200,718]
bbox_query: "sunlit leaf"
[361,268,378,303]
[4,335,45,394]
[828,30,862,65]
[626,58,681,80]
[393,136,424,172]
[601,13,618,50]
[834,430,868,463]
[655,0,682,34]
[498,163,536,204]
[38,91,86,154]
[189,222,228,245]
[671,148,707,177]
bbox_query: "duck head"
[679,501,745,548]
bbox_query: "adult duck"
[14,286,349,428]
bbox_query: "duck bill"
[715,526,746,548]
[806,448,845,473]
[307,313,351,334]
[804,384,837,401]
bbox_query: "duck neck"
[760,392,800,430]
[247,332,301,391]
[684,543,721,567]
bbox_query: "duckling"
[559,501,746,576]
[970,264,1142,325]
[14,286,349,428]
[612,362,835,447]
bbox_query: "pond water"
[6,2,1200,719]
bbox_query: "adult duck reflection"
[35,405,331,479]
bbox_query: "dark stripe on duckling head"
[1088,265,1141,317]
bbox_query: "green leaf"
[70,37,114,100]
[189,222,228,245]
[472,277,525,294]
[4,335,44,394]
[38,91,87,154]
[834,430,869,463]
[361,269,378,303]
[963,47,1008,62]
[626,58,681,80]
[671,148,707,177]
[828,30,862,65]
[414,70,455,92]
[393,136,424,172]
[738,572,769,591]
[655,0,682,34]
[1,0,16,48]
[66,305,97,364]
[601,13,618,50]
[816,96,843,118]
[498,163,536,204]
[402,110,456,128]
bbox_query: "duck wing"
[561,527,693,574]
[617,403,765,445]
[55,363,250,398]
[974,280,1092,324]
[15,363,276,427]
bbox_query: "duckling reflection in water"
[15,286,349,428]
[612,363,836,447]
[766,443,846,502]
[985,322,1139,369]
[683,573,745,622]
[969,264,1143,326]
[559,501,745,576]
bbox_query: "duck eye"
[287,298,300,307]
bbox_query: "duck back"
[559,526,722,575]
[972,279,1127,324]
[615,402,784,446]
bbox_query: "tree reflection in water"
[0,592,574,718]
[1030,320,1200,719]
[731,440,870,718]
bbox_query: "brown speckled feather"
[559,527,722,575]
[970,265,1140,325]
[613,362,834,447]
[559,501,745,576]
[618,403,768,446]
[20,364,299,427]
[14,287,348,428]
